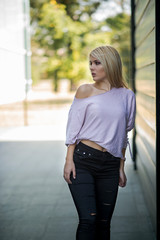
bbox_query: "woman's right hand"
[63,160,76,184]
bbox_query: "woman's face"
[89,55,108,82]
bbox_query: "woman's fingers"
[119,175,127,187]
[63,168,76,184]
[63,162,76,184]
[72,167,76,179]
[63,170,72,184]
[119,169,127,187]
[66,173,72,184]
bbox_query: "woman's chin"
[92,78,99,82]
[92,76,98,81]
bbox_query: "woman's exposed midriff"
[79,139,108,152]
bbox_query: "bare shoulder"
[75,84,92,99]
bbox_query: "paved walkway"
[0,139,156,240]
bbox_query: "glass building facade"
[0,0,31,104]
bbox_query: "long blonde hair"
[89,45,128,88]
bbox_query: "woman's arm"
[64,85,89,184]
[119,91,136,187]
[120,147,126,170]
[63,142,77,184]
[65,143,76,162]
[119,148,127,188]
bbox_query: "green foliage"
[105,13,131,83]
[31,1,105,89]
[56,0,101,21]
[30,0,131,90]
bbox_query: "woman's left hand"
[119,169,127,187]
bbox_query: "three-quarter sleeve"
[65,97,87,147]
[123,91,136,149]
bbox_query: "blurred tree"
[30,0,131,91]
[106,13,131,83]
[30,0,109,91]
[30,0,48,23]
[35,1,93,90]
[56,0,100,21]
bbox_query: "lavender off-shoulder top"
[65,87,136,160]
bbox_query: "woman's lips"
[92,73,96,77]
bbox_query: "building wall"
[0,0,31,105]
[132,0,156,231]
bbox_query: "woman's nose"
[90,64,95,70]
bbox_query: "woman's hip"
[73,141,120,177]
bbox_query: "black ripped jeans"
[68,141,120,240]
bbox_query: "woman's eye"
[89,61,101,65]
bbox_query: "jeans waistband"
[75,141,116,158]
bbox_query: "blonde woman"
[63,45,136,240]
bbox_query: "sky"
[91,0,131,21]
